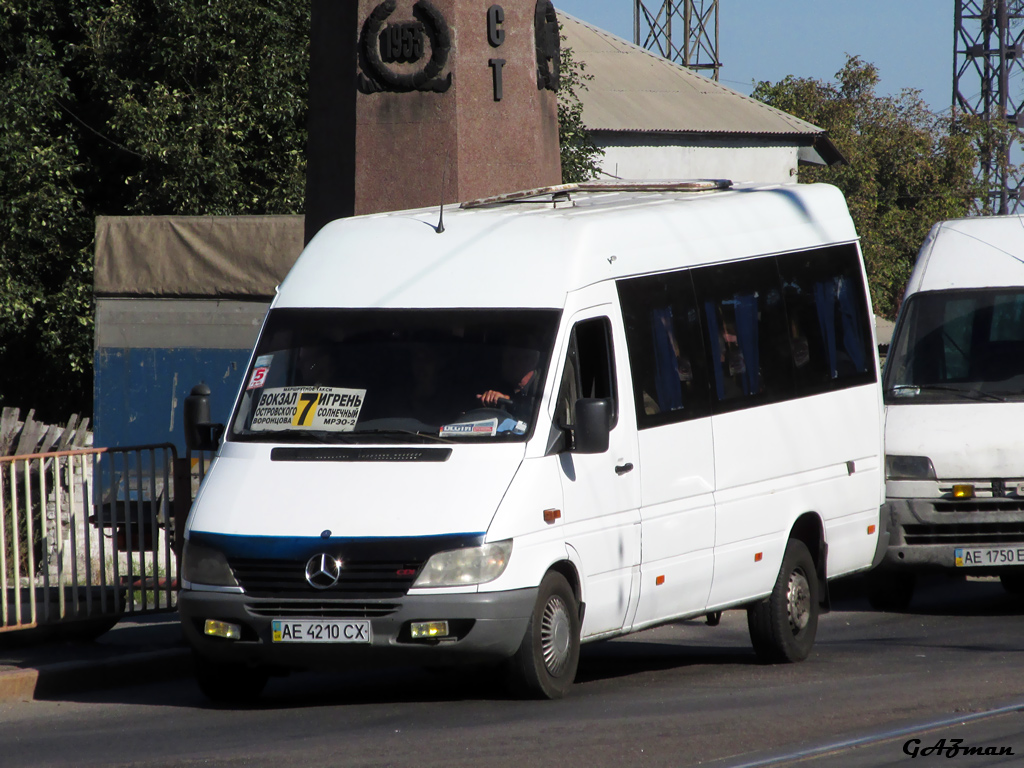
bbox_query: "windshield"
[230,308,560,443]
[884,288,1024,403]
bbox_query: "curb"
[0,647,191,703]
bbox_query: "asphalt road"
[3,574,1024,768]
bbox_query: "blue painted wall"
[94,347,251,452]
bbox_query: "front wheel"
[747,539,819,663]
[507,571,581,699]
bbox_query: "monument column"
[304,0,563,243]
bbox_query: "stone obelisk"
[304,0,563,243]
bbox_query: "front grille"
[904,522,1024,546]
[247,600,400,618]
[934,500,1024,514]
[229,557,424,598]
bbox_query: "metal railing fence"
[1,444,186,633]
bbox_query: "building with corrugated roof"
[560,12,843,183]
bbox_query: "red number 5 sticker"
[247,366,269,390]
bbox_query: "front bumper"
[179,587,537,669]
[880,498,1024,572]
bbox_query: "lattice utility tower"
[634,0,720,81]
[954,0,1024,214]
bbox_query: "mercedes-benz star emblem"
[305,553,342,589]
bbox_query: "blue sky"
[555,1,954,113]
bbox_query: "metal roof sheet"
[559,11,827,139]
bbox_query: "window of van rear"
[617,244,876,428]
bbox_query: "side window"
[555,317,616,428]
[692,256,794,411]
[617,271,711,428]
[776,244,876,396]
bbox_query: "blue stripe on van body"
[188,530,486,562]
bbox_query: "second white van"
[877,214,1024,609]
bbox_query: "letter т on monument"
[304,0,563,244]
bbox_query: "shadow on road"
[830,571,1024,617]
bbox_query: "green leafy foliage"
[77,0,309,216]
[752,56,987,319]
[558,41,604,184]
[0,2,93,417]
[0,0,310,423]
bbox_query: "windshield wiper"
[888,384,1007,402]
[352,429,452,443]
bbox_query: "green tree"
[753,56,984,318]
[76,0,309,217]
[0,0,309,423]
[0,3,93,420]
[558,40,604,184]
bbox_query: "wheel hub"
[540,594,572,676]
[786,569,811,633]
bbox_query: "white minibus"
[179,180,885,701]
[876,214,1024,610]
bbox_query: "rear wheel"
[747,539,819,663]
[193,652,269,705]
[507,571,580,699]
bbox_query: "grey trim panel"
[95,298,270,350]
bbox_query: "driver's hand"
[477,390,510,407]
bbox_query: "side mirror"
[183,383,224,452]
[572,398,611,454]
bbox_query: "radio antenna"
[436,149,450,234]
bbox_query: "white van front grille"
[228,557,423,598]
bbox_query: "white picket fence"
[1,443,185,633]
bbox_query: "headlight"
[412,540,513,588]
[181,540,240,588]
[885,455,937,480]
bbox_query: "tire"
[866,570,915,612]
[1000,571,1024,596]
[507,571,581,699]
[747,539,819,664]
[193,652,269,705]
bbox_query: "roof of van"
[274,182,859,310]
[905,214,1024,295]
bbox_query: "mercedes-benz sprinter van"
[876,214,1024,610]
[179,180,885,700]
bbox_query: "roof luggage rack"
[459,179,733,209]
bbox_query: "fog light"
[410,621,450,639]
[204,619,242,640]
[953,484,975,500]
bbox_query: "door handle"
[615,462,634,475]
